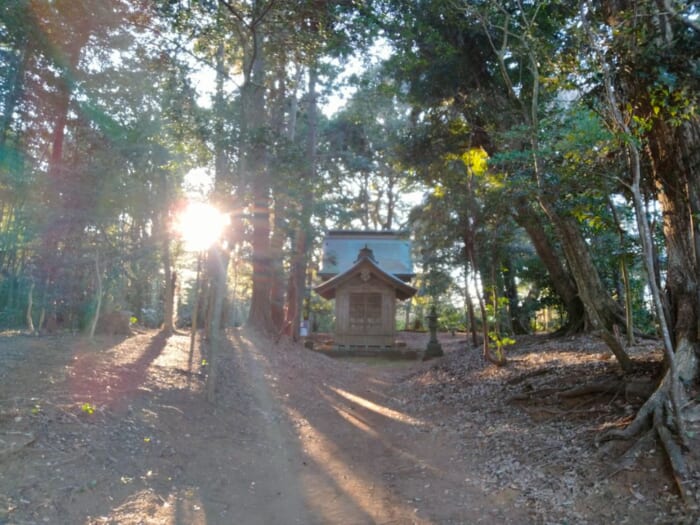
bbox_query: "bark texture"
[512,200,586,333]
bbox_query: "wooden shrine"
[314,231,417,349]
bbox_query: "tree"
[581,0,700,498]
[0,0,206,333]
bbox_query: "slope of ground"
[0,328,697,524]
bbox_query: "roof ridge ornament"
[355,244,377,263]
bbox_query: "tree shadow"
[69,331,171,410]
[226,329,456,524]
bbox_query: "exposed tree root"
[604,428,656,479]
[510,377,652,403]
[507,387,560,402]
[653,406,691,505]
[560,378,655,402]
[505,368,550,386]
[597,372,694,506]
[560,379,622,398]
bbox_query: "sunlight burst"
[175,202,229,252]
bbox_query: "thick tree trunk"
[512,201,586,333]
[269,206,286,330]
[247,187,273,331]
[649,116,700,382]
[542,201,633,370]
[268,62,289,334]
[206,245,228,404]
[583,1,699,500]
[213,41,228,198]
[244,28,274,333]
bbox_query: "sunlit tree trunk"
[88,251,102,339]
[161,237,175,334]
[243,20,274,333]
[268,61,290,332]
[206,245,227,403]
[25,280,35,334]
[211,35,232,337]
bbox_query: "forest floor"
[0,327,698,524]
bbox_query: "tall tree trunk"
[463,264,478,346]
[608,198,635,346]
[189,253,202,367]
[512,200,585,333]
[206,245,228,404]
[583,1,698,499]
[648,115,700,381]
[161,237,175,334]
[244,26,274,332]
[40,26,90,319]
[544,205,633,370]
[25,280,35,334]
[213,41,228,197]
[270,205,286,329]
[268,60,290,333]
[211,35,232,334]
[285,64,319,340]
[88,251,102,340]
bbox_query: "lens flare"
[175,202,229,251]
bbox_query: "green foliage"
[488,332,516,352]
[309,291,335,333]
[436,304,465,332]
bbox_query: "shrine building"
[314,230,417,349]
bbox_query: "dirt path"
[0,328,696,524]
[0,329,318,525]
[250,331,510,524]
[0,329,514,524]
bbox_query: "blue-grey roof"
[315,251,417,300]
[319,230,414,280]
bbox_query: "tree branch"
[663,0,700,33]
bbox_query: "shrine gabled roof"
[314,252,417,301]
[318,230,415,281]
